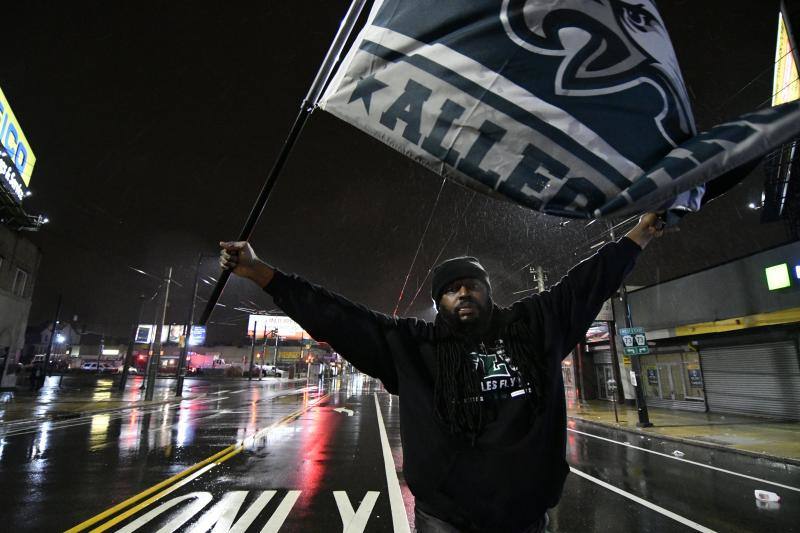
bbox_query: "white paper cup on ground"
[754,490,780,502]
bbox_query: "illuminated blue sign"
[189,325,206,346]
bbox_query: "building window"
[12,268,27,297]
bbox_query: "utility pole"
[140,289,161,390]
[176,255,204,396]
[43,295,62,385]
[120,294,147,391]
[606,317,624,407]
[273,328,279,367]
[530,266,547,293]
[95,333,105,375]
[610,224,652,427]
[248,329,257,382]
[145,267,172,401]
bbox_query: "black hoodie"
[264,237,641,532]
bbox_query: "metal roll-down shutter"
[700,341,800,420]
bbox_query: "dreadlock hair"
[433,309,549,441]
[433,316,484,438]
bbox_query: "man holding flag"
[204,1,796,529]
[219,212,662,532]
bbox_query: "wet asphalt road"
[0,375,797,532]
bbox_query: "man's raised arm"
[219,241,401,391]
[219,241,275,289]
[518,213,663,357]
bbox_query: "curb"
[568,414,800,467]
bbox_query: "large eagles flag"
[319,0,800,219]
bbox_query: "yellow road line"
[64,445,237,533]
[90,449,245,533]
[240,394,329,447]
[66,392,329,532]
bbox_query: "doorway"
[595,364,614,400]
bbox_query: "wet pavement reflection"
[0,374,797,531]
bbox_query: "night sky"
[2,1,790,343]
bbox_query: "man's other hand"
[625,213,665,250]
[219,241,275,288]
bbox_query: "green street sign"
[620,326,649,355]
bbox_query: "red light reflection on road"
[119,409,139,453]
[567,431,579,463]
[293,391,341,522]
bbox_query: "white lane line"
[116,491,213,533]
[112,464,220,532]
[373,393,411,533]
[570,467,717,533]
[568,427,800,493]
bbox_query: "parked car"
[261,365,284,377]
[80,362,116,373]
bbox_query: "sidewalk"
[567,399,800,464]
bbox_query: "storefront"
[699,339,800,419]
[561,321,622,403]
[619,240,800,419]
[638,348,706,412]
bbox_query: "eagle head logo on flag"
[501,0,695,150]
[319,0,800,219]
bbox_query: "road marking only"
[333,491,380,533]
[66,389,328,532]
[94,489,382,533]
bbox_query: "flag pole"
[199,0,370,325]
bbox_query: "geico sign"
[0,87,36,187]
[0,150,25,202]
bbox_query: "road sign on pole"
[619,327,650,356]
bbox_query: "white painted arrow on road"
[334,407,354,417]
